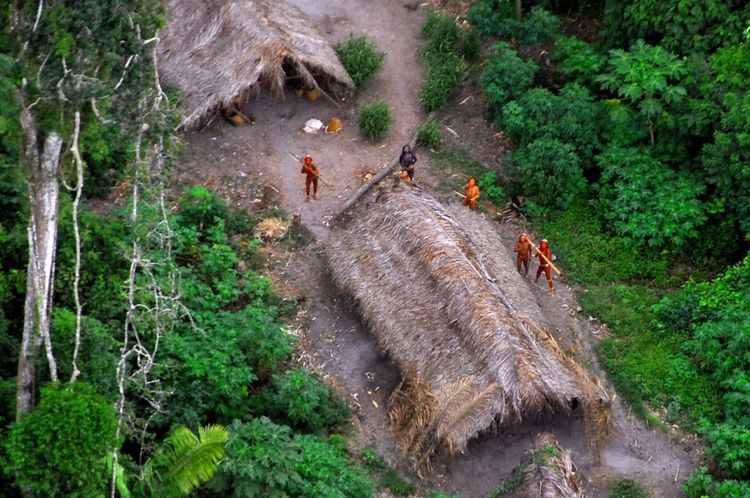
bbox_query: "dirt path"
[176,2,700,497]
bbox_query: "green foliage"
[596,40,687,144]
[498,84,603,165]
[550,36,607,85]
[176,186,230,234]
[477,171,506,206]
[535,203,672,286]
[467,2,558,46]
[701,90,750,236]
[428,493,461,498]
[357,100,392,142]
[467,0,515,39]
[654,257,750,478]
[335,35,385,88]
[359,447,416,496]
[416,121,443,148]
[595,147,706,248]
[3,383,118,498]
[507,137,585,210]
[419,11,473,111]
[250,368,350,433]
[683,466,750,498]
[360,447,387,469]
[51,309,118,398]
[607,477,650,498]
[142,425,228,497]
[210,418,375,498]
[588,284,721,424]
[481,42,538,112]
[427,148,499,197]
[604,0,750,55]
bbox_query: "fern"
[145,424,229,497]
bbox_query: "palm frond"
[151,424,229,497]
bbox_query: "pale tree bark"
[515,0,522,21]
[16,97,61,419]
[65,111,84,383]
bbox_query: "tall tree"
[7,0,163,417]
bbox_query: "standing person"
[514,232,532,276]
[463,176,480,210]
[399,144,417,181]
[535,238,554,294]
[301,155,319,201]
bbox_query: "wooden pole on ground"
[528,237,562,276]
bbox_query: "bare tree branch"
[68,111,84,383]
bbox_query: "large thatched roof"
[327,184,610,473]
[158,0,354,128]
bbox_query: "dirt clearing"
[175,1,701,496]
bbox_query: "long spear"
[288,152,334,188]
[528,237,562,276]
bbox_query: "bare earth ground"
[174,1,702,496]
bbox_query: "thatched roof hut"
[326,184,610,473]
[516,433,583,498]
[158,0,354,128]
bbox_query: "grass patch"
[428,148,500,200]
[416,121,443,149]
[419,11,475,111]
[607,477,651,498]
[335,35,385,88]
[583,284,721,425]
[360,447,416,497]
[357,100,392,142]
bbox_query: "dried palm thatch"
[159,0,354,129]
[517,433,583,498]
[326,185,610,473]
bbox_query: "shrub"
[507,137,585,210]
[419,11,473,111]
[249,368,350,433]
[498,84,603,165]
[477,170,505,206]
[420,52,468,111]
[595,147,706,248]
[481,42,537,113]
[683,466,750,498]
[335,35,385,88]
[357,100,392,142]
[416,121,442,148]
[607,477,650,498]
[467,0,516,39]
[3,383,118,498]
[550,36,607,86]
[210,418,375,498]
[520,7,559,46]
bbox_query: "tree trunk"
[16,100,62,419]
[515,0,522,21]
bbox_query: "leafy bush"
[607,477,650,498]
[596,40,687,145]
[416,121,442,148]
[357,100,392,142]
[683,466,750,498]
[3,383,118,498]
[419,11,473,111]
[176,186,230,234]
[467,0,516,38]
[420,52,468,111]
[595,147,706,248]
[507,137,585,210]
[498,84,603,165]
[250,368,350,433]
[467,2,558,46]
[477,170,506,206]
[335,35,385,88]
[210,418,375,498]
[520,7,559,46]
[550,36,607,85]
[481,42,537,113]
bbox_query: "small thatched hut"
[158,0,354,128]
[515,433,583,498]
[327,184,610,473]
